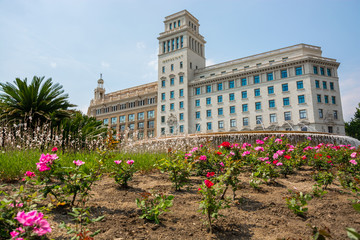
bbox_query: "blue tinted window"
[195,99,200,106]
[282,83,288,92]
[179,101,184,109]
[195,87,200,95]
[206,110,212,117]
[207,122,212,130]
[242,104,248,112]
[162,66,165,73]
[323,81,327,89]
[313,66,318,74]
[196,111,200,119]
[180,125,184,132]
[320,67,325,75]
[161,93,165,100]
[161,105,165,111]
[330,82,334,90]
[315,80,320,88]
[255,102,261,110]
[241,91,247,99]
[317,94,321,103]
[218,95,223,103]
[254,75,260,84]
[297,81,303,89]
[217,83,223,91]
[281,70,288,78]
[218,108,223,115]
[331,96,336,104]
[229,80,235,88]
[327,68,332,76]
[179,76,184,83]
[179,89,184,97]
[241,78,247,86]
[267,73,273,81]
[170,78,174,85]
[283,97,290,106]
[170,91,174,98]
[230,106,235,114]
[295,67,302,75]
[269,100,275,108]
[298,95,305,104]
[254,88,260,96]
[206,97,211,105]
[206,85,212,93]
[325,95,329,103]
[170,103,174,110]
[161,80,165,87]
[229,93,235,101]
[268,86,274,94]
[179,113,184,120]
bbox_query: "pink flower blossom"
[10,231,19,238]
[276,162,283,166]
[199,155,207,161]
[73,160,85,166]
[185,153,192,157]
[9,200,23,208]
[190,147,198,153]
[351,152,357,158]
[219,162,224,167]
[242,151,251,156]
[263,137,268,141]
[256,139,264,145]
[259,157,269,161]
[307,137,312,141]
[127,160,135,165]
[114,160,122,164]
[36,162,51,172]
[229,151,235,156]
[273,153,279,160]
[276,150,285,156]
[350,147,356,150]
[14,210,51,236]
[275,138,282,143]
[350,159,358,165]
[254,146,264,151]
[265,161,271,164]
[24,171,36,178]
[51,147,58,152]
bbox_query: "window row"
[103,111,155,125]
[315,80,335,90]
[316,95,337,104]
[161,89,185,100]
[168,19,181,30]
[96,98,156,115]
[318,109,338,120]
[162,36,184,53]
[313,66,332,76]
[194,80,305,95]
[195,110,308,131]
[118,120,155,131]
[160,124,185,135]
[161,62,184,73]
[161,76,184,86]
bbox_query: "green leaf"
[347,228,360,240]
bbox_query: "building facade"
[88,10,345,138]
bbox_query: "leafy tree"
[0,76,75,127]
[59,111,108,149]
[345,103,360,140]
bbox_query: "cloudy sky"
[0,0,359,121]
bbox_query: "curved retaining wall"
[121,131,360,153]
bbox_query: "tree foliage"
[345,103,360,140]
[0,76,75,127]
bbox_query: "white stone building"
[89,10,345,137]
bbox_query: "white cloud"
[50,62,57,68]
[206,58,216,66]
[136,42,146,50]
[340,68,360,122]
[101,61,110,69]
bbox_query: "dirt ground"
[42,168,360,239]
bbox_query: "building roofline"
[106,81,157,97]
[164,10,199,23]
[196,43,327,73]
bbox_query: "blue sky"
[0,0,359,121]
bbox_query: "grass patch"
[0,150,166,181]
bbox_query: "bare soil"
[45,168,359,240]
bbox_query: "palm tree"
[0,76,76,127]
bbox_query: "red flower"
[284,155,291,160]
[204,179,214,188]
[319,154,323,157]
[302,156,307,160]
[198,188,202,191]
[206,172,215,178]
[327,160,332,164]
[216,151,223,155]
[326,155,331,159]
[272,160,279,165]
[51,147,58,152]
[220,142,231,148]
